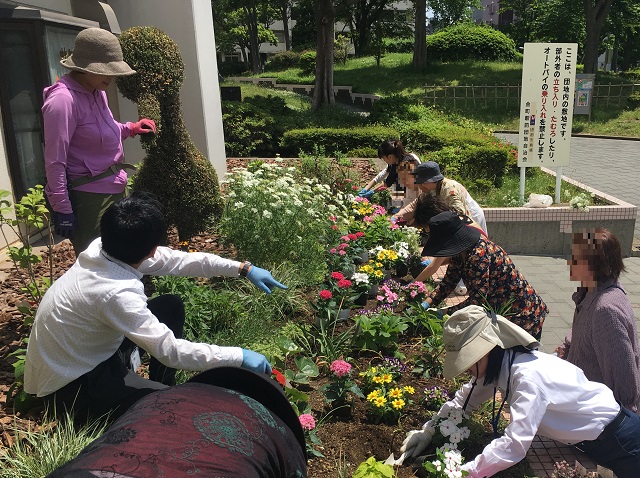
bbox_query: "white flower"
[251,207,258,213]
[432,460,442,471]
[352,272,369,284]
[235,201,245,209]
[448,429,462,444]
[448,409,464,425]
[439,419,454,437]
[263,210,273,219]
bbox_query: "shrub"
[280,125,400,156]
[219,163,350,284]
[299,50,316,74]
[627,91,640,110]
[221,101,282,156]
[265,50,300,71]
[368,94,419,124]
[117,26,222,240]
[243,94,289,116]
[426,144,508,188]
[347,146,377,158]
[217,60,248,77]
[427,23,519,62]
[383,37,413,53]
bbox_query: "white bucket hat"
[60,28,136,76]
[442,305,540,379]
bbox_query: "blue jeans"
[576,406,640,478]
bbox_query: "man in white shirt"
[25,192,286,423]
[398,305,640,478]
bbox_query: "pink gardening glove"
[130,118,156,135]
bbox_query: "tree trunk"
[413,0,427,70]
[583,0,614,73]
[245,3,262,73]
[312,0,335,109]
[281,0,291,50]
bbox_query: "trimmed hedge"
[265,50,301,71]
[427,23,519,62]
[627,91,640,110]
[426,145,509,188]
[299,51,316,74]
[280,126,400,156]
[222,101,282,157]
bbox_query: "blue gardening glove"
[421,259,432,267]
[241,349,272,374]
[247,265,287,294]
[54,212,76,238]
[358,188,375,199]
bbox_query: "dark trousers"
[43,294,186,424]
[575,406,640,478]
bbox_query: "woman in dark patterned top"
[421,212,548,339]
[556,228,640,412]
[48,367,307,478]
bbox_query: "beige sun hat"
[60,28,136,76]
[442,305,540,379]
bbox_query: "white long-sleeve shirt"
[437,350,619,478]
[25,239,245,397]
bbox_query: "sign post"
[518,43,578,203]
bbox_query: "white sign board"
[518,43,577,167]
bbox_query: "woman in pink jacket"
[42,27,155,255]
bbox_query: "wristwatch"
[239,261,252,277]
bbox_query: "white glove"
[399,419,436,460]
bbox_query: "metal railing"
[423,83,640,109]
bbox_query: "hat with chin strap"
[442,305,540,379]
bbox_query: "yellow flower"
[367,390,380,401]
[370,367,377,374]
[403,386,415,395]
[375,262,383,268]
[391,399,406,410]
[374,396,387,407]
[388,387,403,399]
[372,376,384,384]
[381,374,393,384]
[373,270,384,278]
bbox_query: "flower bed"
[484,167,637,256]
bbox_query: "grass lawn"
[248,53,640,138]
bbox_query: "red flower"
[355,231,365,237]
[331,272,345,280]
[337,279,352,289]
[271,368,286,387]
[331,225,338,230]
[348,233,358,241]
[319,289,333,300]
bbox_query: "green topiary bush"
[627,91,640,110]
[265,50,301,71]
[117,26,223,241]
[427,23,519,62]
[221,101,281,157]
[280,126,400,157]
[426,144,508,188]
[299,51,316,74]
[243,94,289,116]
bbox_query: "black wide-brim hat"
[410,161,444,184]
[422,211,481,257]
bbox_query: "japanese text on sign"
[518,43,577,167]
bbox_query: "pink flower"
[338,250,346,256]
[331,272,345,280]
[319,290,333,300]
[355,231,365,237]
[299,413,316,431]
[337,279,352,289]
[340,235,351,242]
[363,216,373,223]
[330,248,337,254]
[337,243,349,250]
[331,225,339,230]
[329,215,337,222]
[410,290,417,298]
[330,360,352,378]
